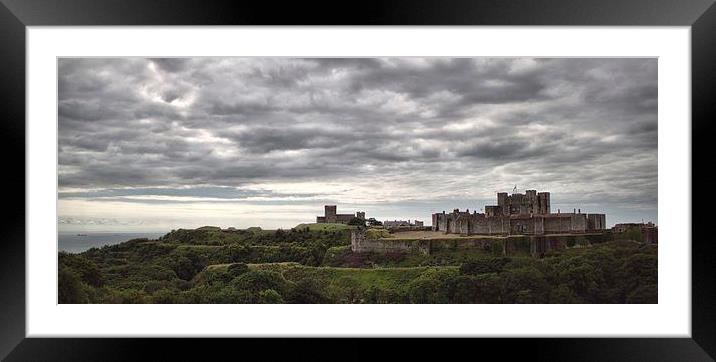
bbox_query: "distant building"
[612,221,655,233]
[613,222,658,243]
[384,219,424,229]
[432,190,606,236]
[316,205,366,224]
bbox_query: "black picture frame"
[1,0,714,360]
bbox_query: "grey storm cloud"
[58,57,657,213]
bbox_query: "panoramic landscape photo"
[58,57,657,304]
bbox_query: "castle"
[316,205,365,224]
[432,190,606,236]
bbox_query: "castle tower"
[325,205,337,217]
[537,192,551,214]
[526,190,537,214]
[497,192,508,215]
[325,205,337,223]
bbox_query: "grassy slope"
[203,262,458,289]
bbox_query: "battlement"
[494,189,550,215]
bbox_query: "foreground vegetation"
[58,226,657,304]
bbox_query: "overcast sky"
[58,57,657,232]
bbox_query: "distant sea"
[58,232,167,254]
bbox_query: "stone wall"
[350,230,430,255]
[643,227,658,243]
[543,215,567,233]
[587,213,606,230]
[530,236,564,256]
[350,230,605,257]
[433,211,599,236]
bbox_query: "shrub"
[347,217,366,227]
[287,279,329,304]
[626,284,657,303]
[406,268,458,304]
[171,256,198,281]
[228,263,249,277]
[152,288,181,303]
[460,257,512,275]
[488,239,506,256]
[501,267,549,303]
[59,252,104,287]
[258,289,285,304]
[58,267,90,303]
[231,270,290,295]
[365,228,391,239]
[143,280,171,294]
[573,236,590,248]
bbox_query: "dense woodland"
[59,225,657,304]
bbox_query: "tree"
[556,262,602,302]
[620,253,657,300]
[549,285,581,303]
[172,256,197,281]
[502,267,549,303]
[304,241,328,267]
[460,257,512,275]
[329,277,362,303]
[152,288,181,303]
[406,269,457,303]
[231,270,290,295]
[58,252,104,287]
[347,217,366,227]
[623,229,645,243]
[287,279,330,303]
[366,218,383,227]
[58,267,90,303]
[449,275,481,303]
[626,284,657,303]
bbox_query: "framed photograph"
[2,0,714,359]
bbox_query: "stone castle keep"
[316,205,365,224]
[432,190,606,236]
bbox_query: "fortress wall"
[587,214,606,230]
[469,216,487,234]
[434,211,605,236]
[429,237,498,251]
[544,216,570,233]
[570,214,587,232]
[458,218,470,236]
[351,230,601,257]
[509,217,535,234]
[351,230,430,255]
[470,216,509,234]
[534,216,544,234]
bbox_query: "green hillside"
[57,226,657,304]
